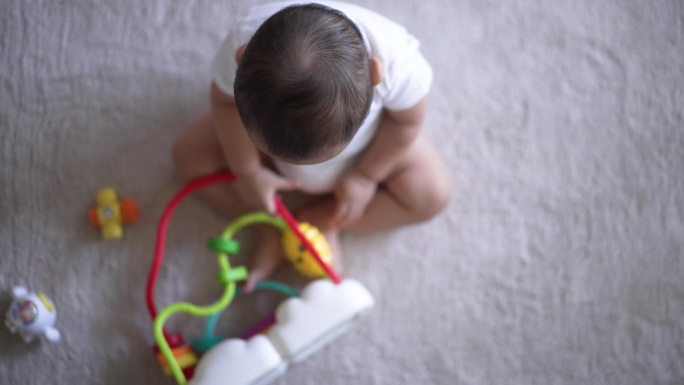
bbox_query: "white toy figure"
[5,286,61,343]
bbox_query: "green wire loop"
[154,212,289,385]
[153,264,235,385]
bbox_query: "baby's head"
[234,3,376,164]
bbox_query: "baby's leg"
[298,135,452,233]
[172,111,284,290]
[173,110,246,218]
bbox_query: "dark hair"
[234,3,372,161]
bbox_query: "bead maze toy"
[146,172,374,385]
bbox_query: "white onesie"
[212,1,433,193]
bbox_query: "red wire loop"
[145,173,236,336]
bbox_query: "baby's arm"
[210,83,261,177]
[210,83,299,212]
[333,97,428,225]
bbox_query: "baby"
[173,1,451,290]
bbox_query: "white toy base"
[190,279,374,385]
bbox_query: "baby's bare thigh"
[173,110,227,175]
[383,135,451,208]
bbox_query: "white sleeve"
[211,25,246,96]
[381,39,433,111]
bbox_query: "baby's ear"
[370,57,384,87]
[235,44,247,65]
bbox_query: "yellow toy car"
[89,188,139,240]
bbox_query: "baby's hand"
[235,168,299,213]
[243,226,283,292]
[332,169,377,227]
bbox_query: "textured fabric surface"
[1,1,683,384]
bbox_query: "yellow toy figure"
[89,188,139,240]
[281,222,334,278]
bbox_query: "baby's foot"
[244,226,284,292]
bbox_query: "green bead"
[216,266,249,285]
[207,238,240,255]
